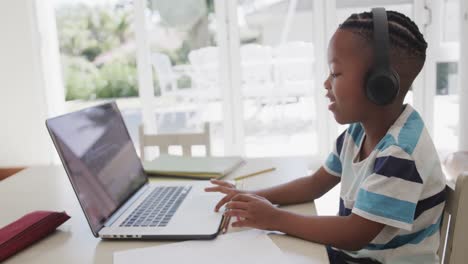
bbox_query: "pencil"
[234,167,276,181]
[221,210,231,234]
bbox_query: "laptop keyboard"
[120,186,192,227]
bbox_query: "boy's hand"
[204,179,248,212]
[224,193,280,231]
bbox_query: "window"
[234,0,318,157]
[54,0,141,146]
[51,0,463,160]
[429,0,460,158]
[135,0,222,157]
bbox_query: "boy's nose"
[323,77,331,90]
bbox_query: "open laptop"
[46,102,224,239]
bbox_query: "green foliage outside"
[62,56,103,100]
[436,62,458,95]
[57,3,139,101]
[57,1,214,101]
[97,58,139,98]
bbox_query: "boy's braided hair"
[338,10,427,61]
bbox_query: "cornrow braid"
[338,10,427,60]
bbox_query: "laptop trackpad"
[166,194,222,232]
[182,194,220,214]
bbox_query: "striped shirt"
[323,104,446,263]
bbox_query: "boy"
[205,8,446,263]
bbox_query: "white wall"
[0,0,61,166]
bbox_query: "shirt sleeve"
[323,130,346,178]
[352,145,424,231]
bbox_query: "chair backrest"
[439,172,468,263]
[240,44,274,98]
[188,46,220,99]
[151,52,177,95]
[240,44,273,84]
[273,41,315,60]
[139,122,211,160]
[273,41,315,83]
[188,46,219,66]
[272,41,315,97]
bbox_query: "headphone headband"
[365,7,400,105]
[372,8,390,69]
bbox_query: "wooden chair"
[273,41,315,98]
[438,171,468,263]
[187,46,221,101]
[240,43,274,99]
[139,122,211,160]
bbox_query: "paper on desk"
[113,230,288,264]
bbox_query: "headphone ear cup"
[365,69,400,105]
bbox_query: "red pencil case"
[0,211,70,262]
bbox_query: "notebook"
[142,154,244,179]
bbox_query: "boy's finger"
[226,201,248,210]
[224,209,249,219]
[204,186,229,194]
[231,193,255,202]
[210,179,235,188]
[231,219,253,228]
[214,195,231,212]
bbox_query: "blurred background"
[0,0,465,167]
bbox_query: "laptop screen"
[46,102,147,236]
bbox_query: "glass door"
[135,0,225,157]
[429,0,460,158]
[54,0,141,149]
[233,0,320,157]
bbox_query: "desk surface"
[0,157,328,264]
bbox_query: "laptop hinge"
[103,183,150,227]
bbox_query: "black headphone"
[365,7,400,105]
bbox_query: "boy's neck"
[360,104,405,154]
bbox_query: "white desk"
[0,157,329,264]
